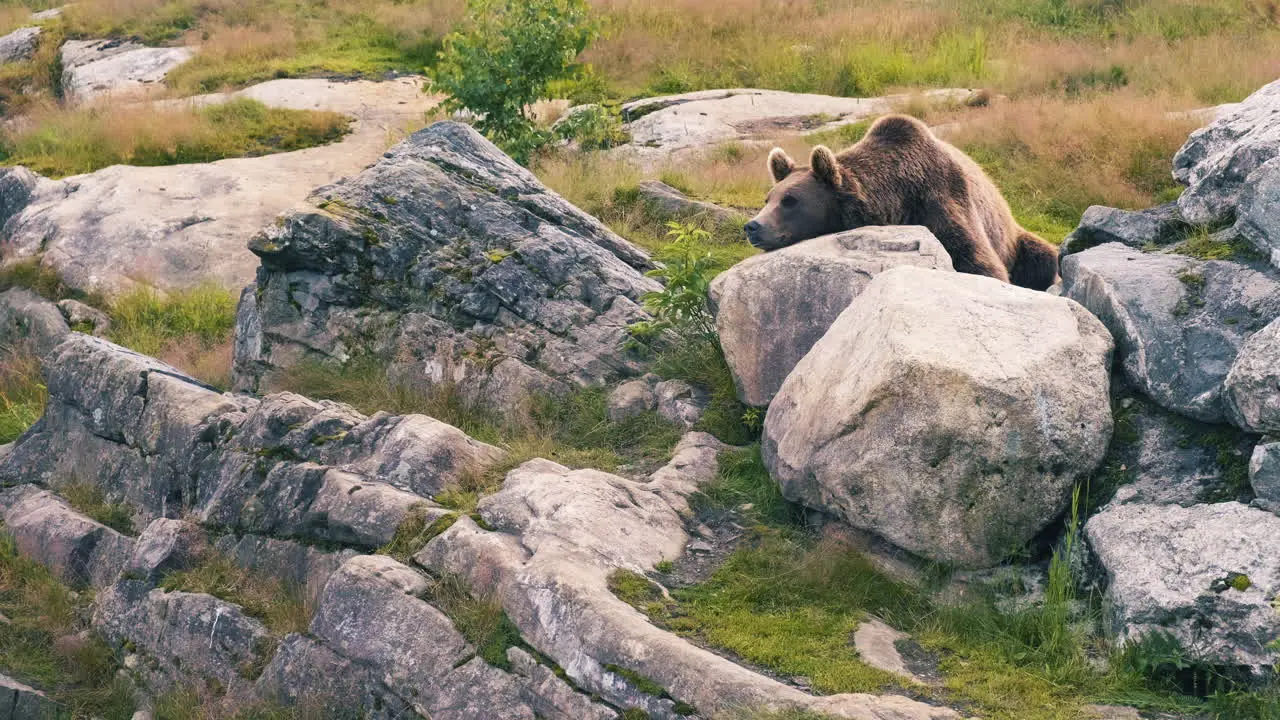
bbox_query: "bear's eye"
[781,195,798,208]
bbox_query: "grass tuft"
[160,552,310,637]
[0,345,45,444]
[57,481,135,536]
[428,573,524,669]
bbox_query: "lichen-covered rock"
[1174,78,1280,225]
[125,519,207,584]
[213,533,355,609]
[1250,440,1280,514]
[654,379,706,429]
[94,580,276,701]
[1059,203,1191,257]
[0,672,55,720]
[0,334,495,549]
[0,485,134,588]
[309,555,537,720]
[1224,316,1280,434]
[254,634,417,720]
[1085,501,1280,673]
[57,298,112,336]
[0,26,40,64]
[1235,156,1280,270]
[0,288,69,357]
[417,432,957,719]
[0,166,38,231]
[1062,243,1280,424]
[710,226,953,406]
[607,376,657,422]
[232,121,659,415]
[60,39,193,102]
[506,647,617,720]
[764,266,1113,568]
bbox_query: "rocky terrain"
[3,6,1280,717]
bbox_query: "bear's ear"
[768,148,795,183]
[810,145,843,189]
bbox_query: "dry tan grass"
[158,337,234,390]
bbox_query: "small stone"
[686,540,713,554]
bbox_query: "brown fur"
[745,114,1059,290]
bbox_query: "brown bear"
[744,114,1059,290]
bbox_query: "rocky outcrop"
[0,673,55,720]
[233,121,660,414]
[418,432,957,719]
[1173,78,1280,226]
[0,334,498,546]
[0,166,38,230]
[59,39,193,102]
[0,485,134,588]
[636,180,742,226]
[619,87,977,157]
[2,78,436,296]
[764,266,1114,568]
[710,226,954,406]
[1085,502,1280,673]
[0,288,69,357]
[0,26,40,65]
[1061,243,1280,425]
[1058,203,1191,257]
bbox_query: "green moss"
[604,664,695,714]
[1228,573,1252,592]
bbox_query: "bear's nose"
[744,220,761,235]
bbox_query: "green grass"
[379,507,459,563]
[1174,229,1265,262]
[57,482,136,536]
[160,553,311,637]
[1,98,349,178]
[0,346,44,444]
[0,529,137,718]
[609,448,1278,720]
[107,283,238,358]
[0,257,107,308]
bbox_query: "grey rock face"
[1250,440,1280,514]
[1059,203,1191,257]
[1236,156,1280,269]
[1062,243,1280,424]
[0,334,497,549]
[1085,502,1280,672]
[94,580,276,700]
[233,121,659,415]
[1225,315,1280,435]
[636,180,742,225]
[0,288,70,358]
[125,519,207,584]
[418,432,958,719]
[506,647,617,720]
[607,376,656,422]
[254,634,417,720]
[0,26,40,64]
[213,533,355,609]
[710,226,954,406]
[1174,78,1280,225]
[764,266,1114,568]
[0,672,55,720]
[309,555,537,720]
[60,39,194,102]
[0,485,134,588]
[0,167,38,231]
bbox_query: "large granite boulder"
[1086,502,1280,673]
[0,334,494,548]
[709,226,954,407]
[1058,203,1191,257]
[1,78,434,296]
[59,39,193,102]
[1250,440,1280,514]
[233,121,659,414]
[418,433,956,719]
[1173,78,1280,226]
[1223,316,1280,434]
[1061,243,1280,424]
[763,266,1114,568]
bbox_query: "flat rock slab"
[1086,501,1280,672]
[3,78,439,296]
[851,618,937,686]
[619,87,976,156]
[710,226,953,406]
[60,39,194,102]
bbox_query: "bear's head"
[744,145,859,251]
